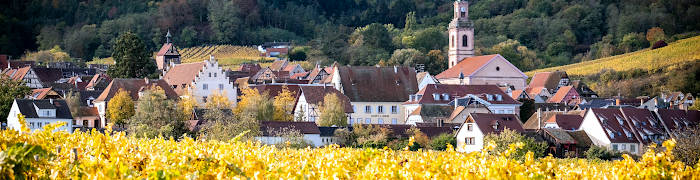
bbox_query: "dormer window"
[495,94,502,101]
[442,93,449,101]
[486,94,493,101]
[433,93,440,101]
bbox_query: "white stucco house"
[6,99,73,133]
[579,108,643,155]
[436,54,528,90]
[455,113,524,152]
[163,55,237,106]
[93,78,179,126]
[293,85,353,122]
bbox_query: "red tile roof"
[290,72,309,79]
[435,54,499,79]
[589,108,641,144]
[337,66,418,102]
[163,62,206,94]
[29,88,52,99]
[620,108,666,144]
[269,60,288,71]
[299,86,353,113]
[546,114,583,130]
[547,86,578,103]
[468,113,524,135]
[511,89,526,99]
[408,84,520,105]
[525,86,546,97]
[156,43,179,56]
[260,121,320,136]
[2,66,31,81]
[96,78,179,102]
[86,73,111,90]
[656,109,698,131]
[253,84,301,99]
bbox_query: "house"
[6,99,73,133]
[416,72,438,90]
[404,84,521,121]
[579,108,642,154]
[571,80,598,98]
[1,66,43,88]
[436,54,528,90]
[546,86,581,105]
[163,56,237,105]
[0,55,35,70]
[155,31,181,72]
[525,86,551,103]
[444,105,491,124]
[250,67,290,84]
[269,60,306,77]
[455,113,524,152]
[522,109,584,130]
[259,42,291,57]
[661,92,695,110]
[93,78,179,126]
[640,96,669,111]
[293,85,353,123]
[305,65,334,84]
[576,99,615,110]
[510,89,529,100]
[528,71,570,94]
[539,128,591,158]
[330,66,419,125]
[405,105,453,125]
[85,73,111,91]
[256,121,322,147]
[319,126,342,146]
[655,109,699,138]
[543,114,584,130]
[27,87,62,99]
[73,107,100,130]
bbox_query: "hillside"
[179,45,277,69]
[526,36,700,77]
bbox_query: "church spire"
[166,29,172,44]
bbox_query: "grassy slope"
[526,35,700,77]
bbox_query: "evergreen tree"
[107,32,156,78]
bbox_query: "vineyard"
[179,45,276,69]
[1,121,698,179]
[526,35,700,77]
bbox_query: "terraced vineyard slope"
[179,45,276,69]
[526,35,700,77]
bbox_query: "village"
[1,0,698,160]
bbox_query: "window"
[462,35,468,47]
[391,106,398,114]
[203,96,208,103]
[433,93,440,100]
[365,106,372,114]
[612,144,618,151]
[203,84,208,90]
[214,73,217,77]
[630,144,636,153]
[352,105,356,112]
[365,118,371,124]
[442,93,449,101]
[460,7,466,17]
[219,84,224,90]
[392,118,397,124]
[378,118,384,124]
[30,122,35,129]
[349,118,354,124]
[377,106,384,114]
[496,66,500,71]
[451,36,455,47]
[208,72,212,77]
[467,124,473,131]
[310,116,316,122]
[465,137,475,145]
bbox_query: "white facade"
[188,58,238,106]
[456,122,485,153]
[256,134,323,147]
[6,100,72,133]
[294,93,320,122]
[417,73,438,90]
[348,102,404,125]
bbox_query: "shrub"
[430,133,456,151]
[585,145,621,160]
[651,40,667,49]
[483,129,547,159]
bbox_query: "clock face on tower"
[460,7,466,12]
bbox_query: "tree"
[646,27,666,47]
[235,88,273,121]
[273,86,295,121]
[619,32,648,53]
[106,89,135,128]
[107,32,156,78]
[288,46,308,61]
[177,89,197,120]
[63,24,99,60]
[483,129,547,160]
[406,127,430,150]
[403,11,417,31]
[351,23,393,52]
[317,94,348,127]
[585,145,621,160]
[64,91,81,118]
[0,78,31,124]
[205,90,232,109]
[673,126,700,166]
[127,86,188,138]
[430,133,457,151]
[208,0,241,43]
[409,28,446,53]
[198,108,259,141]
[387,48,427,66]
[425,50,447,74]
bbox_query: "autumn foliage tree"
[235,88,273,121]
[317,94,347,127]
[127,86,188,138]
[646,27,666,47]
[176,88,197,120]
[273,86,295,121]
[205,90,232,110]
[106,89,135,128]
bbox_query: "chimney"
[49,99,53,104]
[393,66,398,73]
[616,98,621,106]
[144,77,149,84]
[537,108,542,130]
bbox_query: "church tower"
[156,30,181,74]
[448,0,475,68]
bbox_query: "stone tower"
[447,0,475,68]
[156,30,181,74]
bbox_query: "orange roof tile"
[163,62,206,87]
[547,86,575,103]
[435,54,498,79]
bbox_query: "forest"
[1,0,699,74]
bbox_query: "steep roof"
[511,89,526,99]
[86,73,112,91]
[156,43,179,56]
[14,99,72,119]
[619,108,666,144]
[163,62,206,94]
[96,78,178,102]
[542,128,577,144]
[589,108,641,144]
[468,113,524,135]
[528,71,568,90]
[547,86,576,103]
[252,84,301,99]
[28,88,55,99]
[656,109,698,131]
[337,66,418,102]
[269,60,288,71]
[523,110,584,130]
[260,121,321,136]
[525,86,547,98]
[577,99,615,110]
[435,54,499,79]
[546,114,584,130]
[408,84,520,105]
[299,86,353,113]
[567,130,593,148]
